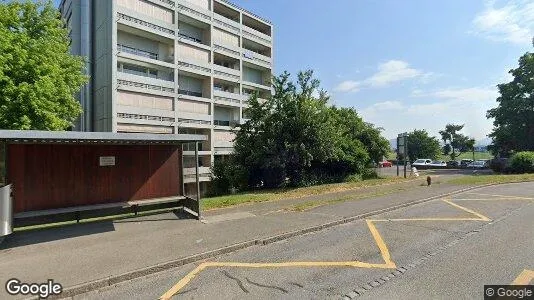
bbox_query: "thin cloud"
[334,60,432,93]
[471,0,534,44]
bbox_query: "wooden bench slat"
[14,196,186,219]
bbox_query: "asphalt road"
[76,183,534,300]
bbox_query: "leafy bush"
[209,157,247,196]
[489,158,510,173]
[361,169,380,180]
[509,152,534,174]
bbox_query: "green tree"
[233,70,389,188]
[0,1,87,130]
[487,49,534,157]
[439,124,475,160]
[406,129,441,161]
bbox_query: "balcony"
[177,2,211,23]
[242,26,272,46]
[213,13,240,34]
[177,59,211,76]
[213,90,243,106]
[117,12,175,38]
[242,51,271,68]
[242,79,271,91]
[213,65,240,82]
[178,89,203,98]
[117,79,175,95]
[213,43,240,59]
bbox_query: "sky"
[228,0,533,142]
[52,0,534,141]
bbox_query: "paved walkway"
[0,175,472,298]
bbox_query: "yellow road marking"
[160,263,210,300]
[160,193,527,298]
[512,269,534,285]
[442,199,491,221]
[366,220,395,266]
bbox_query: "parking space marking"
[512,269,534,285]
[160,193,533,299]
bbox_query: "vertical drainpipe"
[81,0,92,131]
[195,141,201,220]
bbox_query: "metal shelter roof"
[0,130,207,145]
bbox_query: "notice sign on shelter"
[99,156,116,166]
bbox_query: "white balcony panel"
[117,105,175,118]
[117,51,175,69]
[213,90,243,106]
[117,123,174,134]
[213,65,240,82]
[183,150,212,156]
[117,72,175,89]
[116,9,175,38]
[177,58,212,76]
[148,0,175,10]
[176,2,211,23]
[213,43,241,59]
[117,79,175,97]
[213,13,240,34]
[213,147,234,155]
[242,80,271,91]
[184,176,211,183]
[179,122,212,129]
[183,167,211,175]
[117,0,174,25]
[242,52,272,68]
[176,111,212,122]
[177,93,212,103]
[117,117,175,126]
[242,26,272,46]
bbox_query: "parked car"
[467,160,489,169]
[429,160,447,168]
[446,160,459,168]
[412,159,432,169]
[379,161,392,168]
[460,159,473,168]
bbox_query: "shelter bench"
[13,196,190,227]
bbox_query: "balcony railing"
[213,13,240,33]
[157,0,175,7]
[117,113,174,122]
[117,13,174,35]
[178,32,202,44]
[178,89,203,98]
[213,120,238,127]
[213,69,240,81]
[117,44,158,60]
[243,27,271,45]
[214,43,240,57]
[117,79,175,93]
[177,118,211,125]
[177,3,210,21]
[178,60,211,73]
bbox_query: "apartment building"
[60,0,273,195]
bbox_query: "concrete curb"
[52,182,522,299]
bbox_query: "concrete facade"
[59,0,273,194]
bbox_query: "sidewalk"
[0,177,473,298]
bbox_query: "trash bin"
[0,184,12,244]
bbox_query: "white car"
[429,160,447,167]
[412,159,432,168]
[467,160,489,169]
